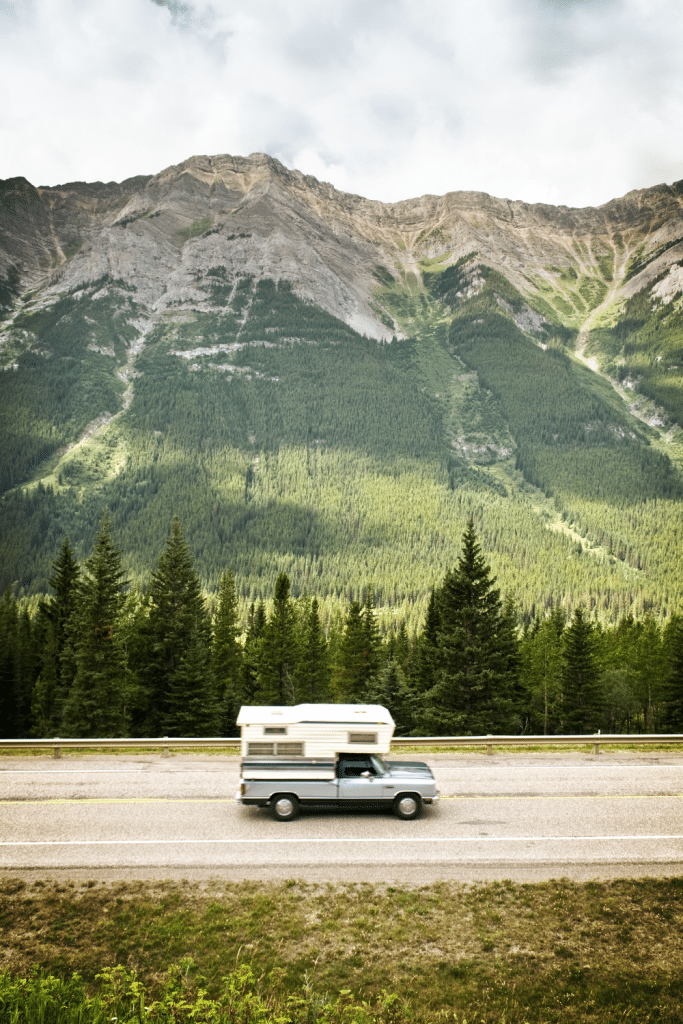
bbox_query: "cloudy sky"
[1,0,681,208]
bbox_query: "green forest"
[2,515,682,739]
[2,268,683,635]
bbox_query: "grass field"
[1,875,682,1023]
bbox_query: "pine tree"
[0,589,19,738]
[62,514,130,737]
[213,569,243,733]
[334,600,366,701]
[412,588,439,700]
[369,658,412,733]
[661,615,683,731]
[420,518,520,734]
[240,601,266,704]
[561,607,603,733]
[294,597,330,702]
[144,517,215,735]
[32,539,81,735]
[257,572,298,704]
[361,588,382,683]
[165,627,218,735]
[633,617,665,731]
[521,606,565,734]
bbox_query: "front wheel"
[271,794,299,821]
[394,793,421,820]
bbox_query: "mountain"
[2,153,683,627]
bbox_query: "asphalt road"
[1,752,682,884]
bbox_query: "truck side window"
[339,755,375,778]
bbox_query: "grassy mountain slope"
[3,158,683,626]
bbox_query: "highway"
[1,752,682,883]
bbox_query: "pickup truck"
[237,750,439,820]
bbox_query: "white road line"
[1,835,682,846]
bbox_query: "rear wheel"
[271,794,299,821]
[394,793,421,820]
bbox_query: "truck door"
[337,755,385,801]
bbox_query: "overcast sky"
[1,0,681,208]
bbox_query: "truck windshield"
[371,755,388,775]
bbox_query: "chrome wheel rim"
[398,796,417,816]
[275,797,294,817]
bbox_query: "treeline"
[2,517,682,740]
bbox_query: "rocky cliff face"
[3,152,683,340]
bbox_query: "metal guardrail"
[0,734,682,758]
[392,734,683,755]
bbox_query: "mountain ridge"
[4,153,683,342]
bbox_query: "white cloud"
[0,0,682,206]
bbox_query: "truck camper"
[235,703,439,820]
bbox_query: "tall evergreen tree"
[294,597,330,702]
[0,589,20,738]
[521,606,565,734]
[420,519,520,734]
[144,517,216,735]
[62,514,130,737]
[333,590,383,702]
[257,572,298,704]
[561,607,603,733]
[369,658,412,733]
[661,615,683,731]
[412,588,439,700]
[361,588,382,683]
[32,539,81,735]
[240,601,266,705]
[212,569,243,733]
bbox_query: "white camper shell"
[236,703,395,759]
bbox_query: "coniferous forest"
[2,515,683,739]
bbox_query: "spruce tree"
[413,588,439,698]
[369,658,412,733]
[421,519,519,734]
[165,627,218,735]
[257,572,298,704]
[361,588,382,683]
[334,599,366,701]
[561,607,603,733]
[213,569,243,733]
[240,601,266,704]
[661,615,683,731]
[0,589,19,737]
[144,518,215,735]
[521,606,565,734]
[294,597,330,702]
[633,617,665,731]
[62,514,130,737]
[32,539,81,735]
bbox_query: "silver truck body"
[237,751,439,819]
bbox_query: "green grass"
[2,876,683,1022]
[176,218,214,244]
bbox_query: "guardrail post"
[53,738,61,760]
[593,741,600,755]
[162,736,170,758]
[486,734,493,755]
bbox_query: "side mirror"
[361,770,372,779]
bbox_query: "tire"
[394,793,421,820]
[271,794,299,821]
